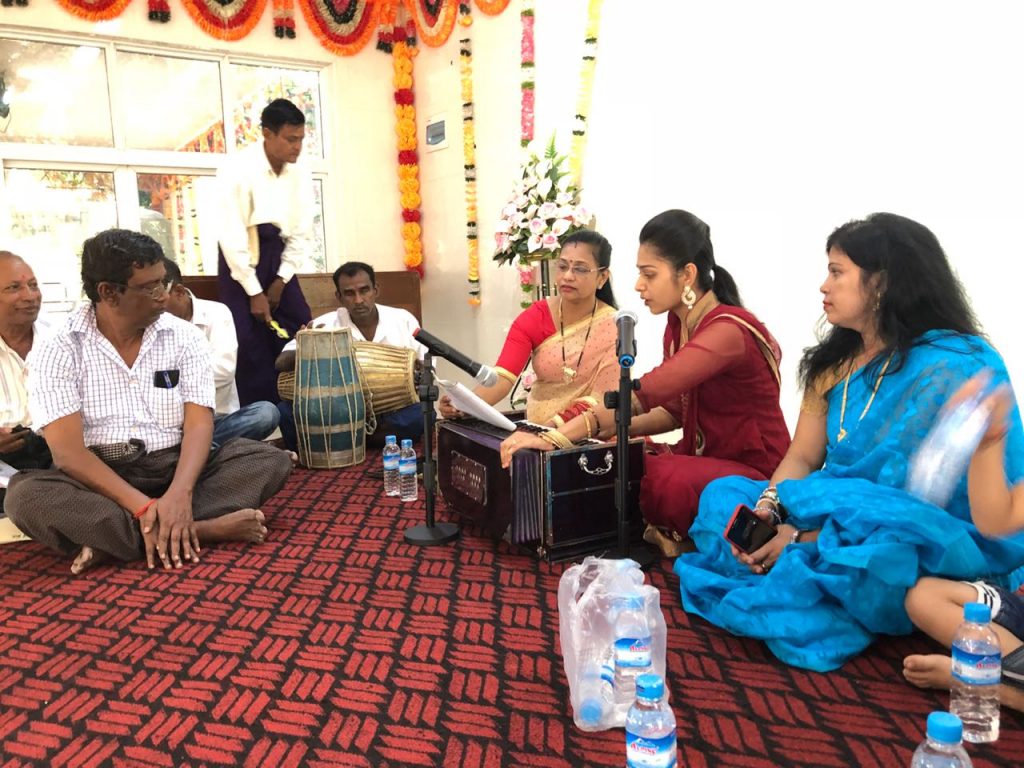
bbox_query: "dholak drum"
[279,341,418,421]
[293,328,366,469]
[351,341,419,417]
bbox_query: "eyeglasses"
[555,261,605,276]
[119,278,172,299]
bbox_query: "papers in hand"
[438,380,517,432]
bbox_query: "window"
[0,36,330,319]
[0,39,112,147]
[117,52,225,153]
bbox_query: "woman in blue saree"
[674,212,1024,672]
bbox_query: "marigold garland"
[272,0,296,37]
[474,0,509,14]
[519,0,535,148]
[297,0,380,55]
[458,3,481,305]
[54,0,132,21]
[148,0,171,22]
[404,0,458,47]
[391,23,426,276]
[569,0,603,186]
[179,0,268,42]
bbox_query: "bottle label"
[383,456,399,470]
[952,645,1001,686]
[399,457,416,476]
[615,636,652,668]
[626,732,677,768]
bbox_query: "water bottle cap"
[964,601,991,624]
[635,673,664,699]
[401,439,413,449]
[926,711,963,744]
[385,435,397,444]
[579,698,604,725]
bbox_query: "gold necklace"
[558,297,597,384]
[837,352,894,442]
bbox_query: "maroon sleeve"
[636,320,747,412]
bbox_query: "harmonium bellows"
[436,417,645,562]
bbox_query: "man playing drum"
[276,262,425,449]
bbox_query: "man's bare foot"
[288,451,299,466]
[70,545,112,575]
[195,509,267,545]
[903,653,953,690]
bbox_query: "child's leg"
[904,578,1024,712]
[904,577,979,646]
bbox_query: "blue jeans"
[212,401,280,446]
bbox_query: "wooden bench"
[181,271,422,324]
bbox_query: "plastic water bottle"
[625,674,677,768]
[382,435,400,497]
[576,647,615,730]
[399,438,418,502]
[613,593,653,713]
[950,602,1000,743]
[910,712,973,767]
[907,381,994,506]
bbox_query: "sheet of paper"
[437,380,518,432]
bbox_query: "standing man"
[216,98,314,406]
[161,258,279,445]
[6,230,292,574]
[0,251,53,485]
[275,262,425,449]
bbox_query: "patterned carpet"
[0,456,1021,767]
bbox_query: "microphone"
[616,310,638,367]
[413,327,498,387]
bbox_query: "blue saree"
[674,331,1024,671]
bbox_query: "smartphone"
[723,504,778,554]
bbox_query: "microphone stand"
[404,351,459,546]
[604,362,655,568]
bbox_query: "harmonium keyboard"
[436,415,645,562]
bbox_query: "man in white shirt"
[216,98,313,408]
[162,259,279,445]
[5,230,292,575]
[0,252,53,484]
[275,262,425,449]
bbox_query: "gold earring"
[682,284,697,310]
[875,293,882,312]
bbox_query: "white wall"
[433,0,1024,427]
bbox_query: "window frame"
[0,29,333,270]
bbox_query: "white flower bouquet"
[493,135,594,269]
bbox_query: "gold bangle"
[583,410,595,440]
[541,429,573,449]
[552,414,565,429]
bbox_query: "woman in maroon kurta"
[500,210,790,549]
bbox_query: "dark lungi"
[218,223,312,406]
[5,437,292,561]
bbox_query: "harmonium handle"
[578,450,614,476]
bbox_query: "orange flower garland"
[392,23,426,276]
[473,0,510,14]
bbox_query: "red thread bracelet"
[132,499,156,520]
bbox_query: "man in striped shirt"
[0,252,53,488]
[5,230,292,574]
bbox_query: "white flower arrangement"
[492,135,594,268]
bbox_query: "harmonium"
[436,415,645,562]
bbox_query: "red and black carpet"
[0,458,1021,767]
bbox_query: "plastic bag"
[558,556,668,731]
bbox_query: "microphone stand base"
[404,521,460,546]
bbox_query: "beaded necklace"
[558,297,597,384]
[837,351,894,442]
